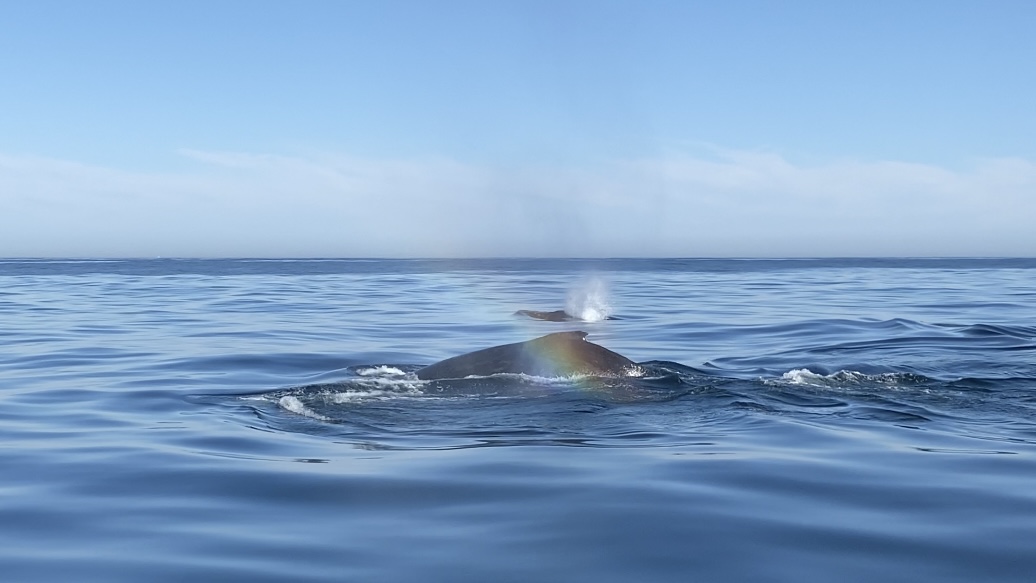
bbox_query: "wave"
[216,355,1036,457]
[771,368,933,389]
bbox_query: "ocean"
[2,258,1035,582]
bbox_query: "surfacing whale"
[515,309,619,322]
[416,331,636,380]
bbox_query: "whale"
[515,309,577,322]
[515,309,619,322]
[416,331,637,380]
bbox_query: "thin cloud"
[1,149,1033,257]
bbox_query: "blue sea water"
[2,258,1035,582]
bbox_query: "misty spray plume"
[565,277,613,322]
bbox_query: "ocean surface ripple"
[2,258,1035,582]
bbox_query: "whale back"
[416,331,635,380]
[514,309,575,322]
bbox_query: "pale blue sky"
[2,1,1034,257]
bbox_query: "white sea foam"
[497,365,645,382]
[355,366,406,377]
[278,385,424,418]
[780,368,831,385]
[772,369,918,388]
[352,376,423,389]
[327,389,409,403]
[278,396,330,421]
[625,365,646,378]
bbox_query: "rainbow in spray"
[415,331,640,380]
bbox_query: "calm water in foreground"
[2,258,1035,582]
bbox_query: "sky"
[2,0,1034,258]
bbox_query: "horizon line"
[2,256,1034,262]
